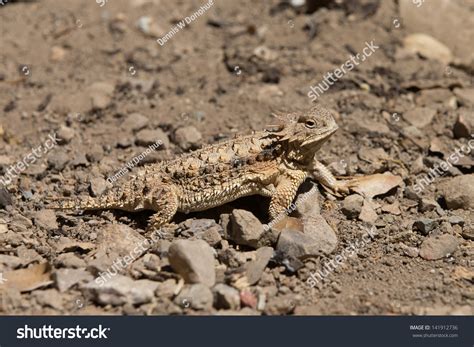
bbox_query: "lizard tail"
[45,194,126,211]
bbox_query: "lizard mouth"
[301,125,338,147]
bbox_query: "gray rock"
[54,253,86,268]
[89,177,108,197]
[454,88,474,106]
[341,194,364,219]
[402,107,436,128]
[413,218,438,235]
[154,279,179,299]
[168,239,215,286]
[453,112,472,139]
[33,210,58,230]
[294,184,321,219]
[175,284,213,310]
[358,199,378,224]
[447,216,464,226]
[461,225,474,241]
[54,268,93,292]
[403,34,452,64]
[174,126,202,150]
[419,198,439,212]
[135,128,169,148]
[57,126,75,144]
[213,283,240,310]
[276,216,337,259]
[88,82,114,110]
[229,209,264,248]
[47,150,70,171]
[180,219,223,246]
[399,243,419,258]
[0,188,13,208]
[437,175,474,210]
[84,275,159,306]
[88,224,147,271]
[33,289,63,310]
[122,113,149,132]
[263,294,300,315]
[242,246,273,286]
[419,234,460,260]
[0,254,23,268]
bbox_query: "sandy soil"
[0,0,473,315]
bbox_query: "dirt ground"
[0,0,473,315]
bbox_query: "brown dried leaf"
[350,173,403,198]
[3,263,53,292]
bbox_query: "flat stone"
[33,209,58,230]
[403,33,452,64]
[381,201,401,215]
[403,107,436,128]
[84,275,159,306]
[88,224,147,271]
[447,216,464,226]
[54,268,93,292]
[453,88,474,106]
[135,128,169,148]
[399,243,419,258]
[168,239,215,287]
[33,289,63,310]
[242,247,273,286]
[419,234,460,260]
[54,253,87,268]
[121,112,149,132]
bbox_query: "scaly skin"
[50,105,350,230]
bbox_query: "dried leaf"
[350,173,403,198]
[3,263,53,292]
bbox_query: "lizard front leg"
[145,185,179,232]
[268,171,307,220]
[311,160,351,195]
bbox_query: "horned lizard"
[50,105,351,231]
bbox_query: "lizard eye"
[305,120,316,128]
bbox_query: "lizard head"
[268,105,339,161]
